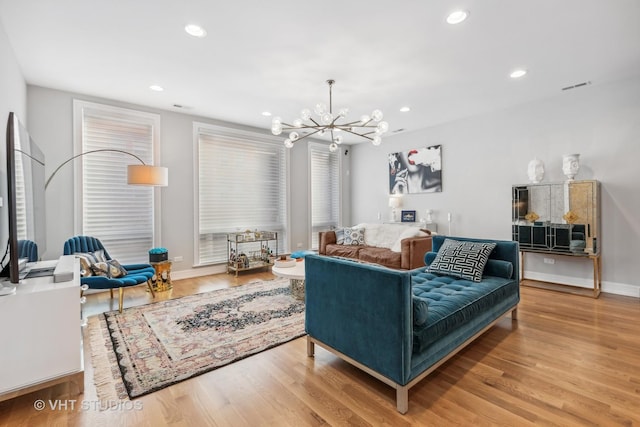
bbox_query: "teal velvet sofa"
[304,235,520,414]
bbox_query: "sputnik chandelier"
[271,79,389,152]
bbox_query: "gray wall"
[27,86,327,277]
[351,76,640,297]
[0,21,27,258]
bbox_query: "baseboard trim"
[524,270,639,298]
[171,264,228,281]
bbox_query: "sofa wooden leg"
[307,337,315,357]
[110,288,114,299]
[396,386,408,414]
[511,307,518,320]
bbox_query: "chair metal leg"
[118,287,124,313]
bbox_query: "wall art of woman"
[389,145,442,194]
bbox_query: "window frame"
[192,122,290,266]
[72,99,162,261]
[308,142,342,249]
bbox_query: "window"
[73,100,161,263]
[309,143,341,249]
[14,147,28,241]
[195,123,288,265]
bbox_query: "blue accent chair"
[63,236,156,312]
[17,239,38,262]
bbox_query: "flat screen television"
[1,112,47,284]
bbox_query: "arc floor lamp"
[44,149,168,189]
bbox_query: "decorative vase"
[527,158,545,183]
[425,209,433,223]
[562,154,580,181]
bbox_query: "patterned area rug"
[88,278,304,401]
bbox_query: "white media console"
[0,255,84,401]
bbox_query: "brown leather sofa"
[318,228,432,270]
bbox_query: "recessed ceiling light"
[510,69,528,79]
[185,24,207,38]
[400,106,411,112]
[262,111,272,117]
[149,85,164,92]
[446,10,469,25]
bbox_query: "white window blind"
[75,101,160,263]
[196,124,288,265]
[14,148,28,240]
[309,143,340,249]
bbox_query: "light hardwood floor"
[1,274,639,426]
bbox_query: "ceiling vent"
[562,81,592,91]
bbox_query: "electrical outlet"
[173,256,183,262]
[543,258,555,265]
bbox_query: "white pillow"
[391,227,429,252]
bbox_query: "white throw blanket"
[352,223,428,252]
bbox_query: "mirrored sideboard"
[512,180,601,297]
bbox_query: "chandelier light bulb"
[300,108,311,120]
[334,136,343,144]
[321,113,333,125]
[338,108,349,118]
[272,116,281,125]
[271,124,282,135]
[371,110,384,122]
[293,118,303,128]
[289,131,299,141]
[372,136,382,146]
[318,129,326,136]
[284,139,294,148]
[377,121,389,133]
[360,115,371,124]
[329,142,338,152]
[314,103,327,115]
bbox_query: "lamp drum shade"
[388,197,402,208]
[127,165,168,186]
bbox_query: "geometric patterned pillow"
[76,256,94,277]
[427,239,497,282]
[91,259,128,278]
[342,227,365,246]
[74,250,107,277]
[74,250,108,278]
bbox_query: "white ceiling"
[1,0,639,143]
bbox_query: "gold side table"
[150,261,173,292]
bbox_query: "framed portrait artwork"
[388,144,442,194]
